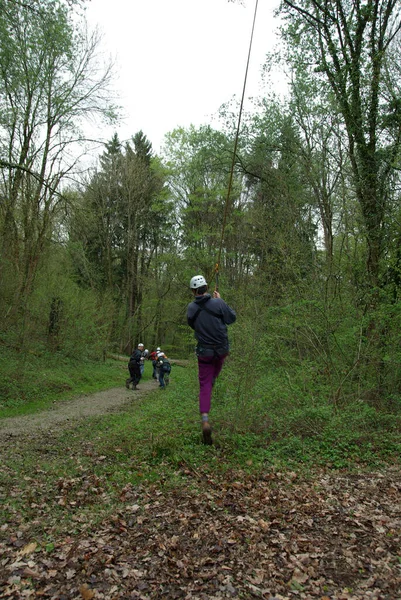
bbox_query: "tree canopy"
[1,0,401,404]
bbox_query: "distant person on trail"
[138,343,146,376]
[187,274,236,445]
[156,352,171,389]
[155,348,165,382]
[149,349,159,379]
[126,343,143,390]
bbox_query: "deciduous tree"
[0,0,116,345]
[279,0,401,290]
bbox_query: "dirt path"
[0,378,158,439]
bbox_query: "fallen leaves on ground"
[1,467,400,599]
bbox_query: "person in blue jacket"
[187,274,236,445]
[156,352,171,389]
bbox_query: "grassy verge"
[1,351,401,537]
[0,348,126,417]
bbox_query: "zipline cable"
[214,0,259,292]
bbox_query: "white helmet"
[138,342,144,348]
[190,275,207,289]
[156,347,161,352]
[158,352,165,358]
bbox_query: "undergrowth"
[0,347,125,417]
[1,351,401,531]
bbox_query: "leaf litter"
[0,385,401,598]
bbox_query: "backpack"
[159,359,171,374]
[129,349,142,365]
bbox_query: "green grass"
[0,347,126,417]
[1,350,401,534]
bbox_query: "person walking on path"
[149,349,158,379]
[138,343,146,377]
[187,274,236,445]
[126,343,143,390]
[156,352,171,389]
[155,348,164,382]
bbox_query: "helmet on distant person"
[138,342,144,348]
[190,275,207,289]
[158,352,165,358]
[156,347,161,352]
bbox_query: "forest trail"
[0,378,157,439]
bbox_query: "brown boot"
[202,421,212,445]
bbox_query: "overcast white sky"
[85,0,283,154]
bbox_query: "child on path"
[138,343,146,376]
[155,348,165,382]
[187,275,236,444]
[126,343,143,390]
[149,349,158,379]
[156,353,171,389]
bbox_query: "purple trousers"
[198,354,227,413]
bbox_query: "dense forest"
[2,3,401,597]
[1,0,401,420]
